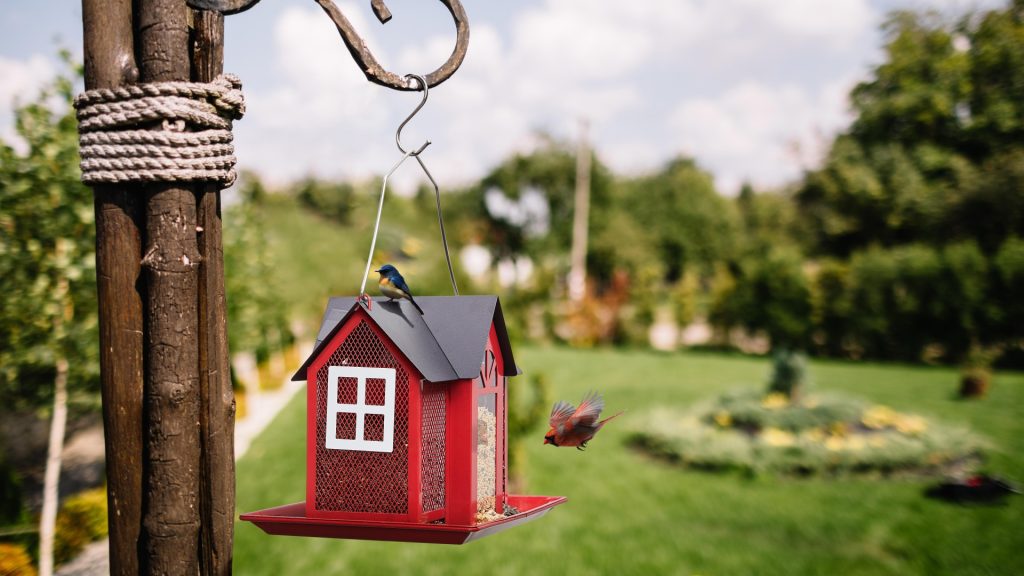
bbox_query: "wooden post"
[192,10,236,576]
[80,1,144,575]
[137,1,203,574]
[83,1,234,573]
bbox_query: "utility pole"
[568,119,591,303]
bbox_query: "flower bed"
[628,390,985,476]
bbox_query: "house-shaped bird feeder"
[241,295,566,544]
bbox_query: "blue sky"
[0,0,1005,194]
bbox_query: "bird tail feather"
[409,297,424,315]
[598,410,625,427]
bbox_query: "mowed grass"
[235,347,1024,575]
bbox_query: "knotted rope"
[74,74,245,186]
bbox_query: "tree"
[798,4,1024,256]
[468,137,614,267]
[224,174,291,377]
[625,157,739,280]
[0,61,98,575]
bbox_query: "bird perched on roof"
[375,263,424,315]
[543,391,623,450]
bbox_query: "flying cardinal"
[543,391,623,450]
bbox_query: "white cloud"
[746,0,875,46]
[0,54,55,148]
[670,77,856,193]
[233,3,395,186]
[231,0,890,194]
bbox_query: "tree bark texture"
[137,1,203,574]
[81,1,144,574]
[192,11,236,576]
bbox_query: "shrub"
[767,349,809,400]
[811,259,853,357]
[710,390,864,433]
[993,237,1024,342]
[0,542,36,576]
[710,249,813,349]
[54,487,107,566]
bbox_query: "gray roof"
[292,295,520,383]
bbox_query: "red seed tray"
[240,495,567,545]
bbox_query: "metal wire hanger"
[359,74,459,301]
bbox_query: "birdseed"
[476,404,503,522]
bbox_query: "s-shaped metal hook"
[396,75,430,156]
[187,1,469,91]
[315,0,470,91]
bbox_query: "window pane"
[476,393,497,520]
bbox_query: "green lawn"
[235,347,1024,575]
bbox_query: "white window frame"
[326,366,396,453]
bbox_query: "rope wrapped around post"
[74,74,245,185]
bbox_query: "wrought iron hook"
[396,75,430,156]
[186,0,262,15]
[314,0,470,91]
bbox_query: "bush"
[767,349,809,400]
[823,242,996,362]
[811,259,853,357]
[709,390,864,434]
[993,236,1024,342]
[0,542,36,576]
[710,248,812,348]
[0,457,23,526]
[54,487,107,566]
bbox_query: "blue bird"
[375,264,424,315]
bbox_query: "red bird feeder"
[241,296,565,544]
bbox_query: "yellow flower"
[895,415,927,436]
[862,405,897,429]
[846,436,866,451]
[828,422,849,438]
[713,410,732,428]
[825,436,846,451]
[761,427,796,447]
[802,427,826,443]
[761,392,789,409]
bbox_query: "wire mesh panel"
[421,381,446,513]
[314,321,409,514]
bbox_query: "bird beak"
[374,268,382,273]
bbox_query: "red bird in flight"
[543,391,623,451]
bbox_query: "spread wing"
[549,400,576,432]
[569,391,605,428]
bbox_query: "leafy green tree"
[991,236,1024,340]
[0,58,97,576]
[711,248,812,350]
[624,157,739,280]
[850,11,971,149]
[798,4,1024,256]
[965,1,1024,158]
[736,183,806,256]
[0,60,98,410]
[292,176,355,224]
[468,137,614,266]
[224,174,291,372]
